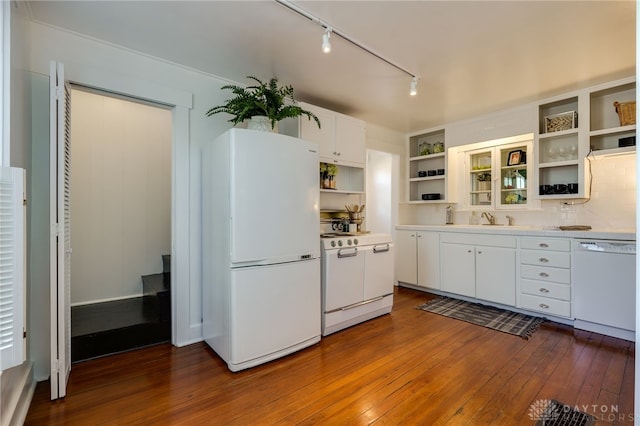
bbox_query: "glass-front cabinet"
[464,137,533,210]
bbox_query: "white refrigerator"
[202,128,321,372]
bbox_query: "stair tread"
[71,297,160,337]
[142,272,170,295]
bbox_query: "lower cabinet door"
[417,231,440,289]
[441,243,475,297]
[396,230,417,285]
[476,246,516,305]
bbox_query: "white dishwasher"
[321,233,394,336]
[573,239,636,341]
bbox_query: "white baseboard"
[71,293,144,307]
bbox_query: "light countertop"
[395,224,636,241]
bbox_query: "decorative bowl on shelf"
[422,193,441,200]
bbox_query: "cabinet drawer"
[521,264,571,284]
[520,250,570,268]
[520,237,570,252]
[440,233,517,248]
[521,279,571,301]
[520,293,571,318]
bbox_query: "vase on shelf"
[477,181,491,191]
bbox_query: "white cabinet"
[588,77,636,155]
[396,230,418,285]
[406,128,449,203]
[461,136,534,210]
[395,230,440,289]
[299,102,365,167]
[535,77,636,200]
[536,94,588,199]
[518,237,572,318]
[440,243,475,297]
[440,233,516,305]
[476,245,515,305]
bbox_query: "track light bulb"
[322,28,332,54]
[410,77,418,96]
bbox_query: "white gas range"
[320,233,394,336]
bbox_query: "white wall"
[26,18,235,378]
[70,89,171,305]
[2,3,35,425]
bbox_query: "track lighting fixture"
[322,28,332,54]
[275,0,420,97]
[410,77,418,96]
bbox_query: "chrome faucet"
[481,211,495,225]
[506,215,514,226]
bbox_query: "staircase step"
[71,297,170,362]
[142,273,170,297]
[162,254,171,274]
[71,322,170,362]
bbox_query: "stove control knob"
[347,239,352,246]
[353,238,358,245]
[338,240,343,247]
[330,241,336,248]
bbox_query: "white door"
[476,246,516,305]
[417,232,440,290]
[49,61,72,400]
[230,130,319,264]
[229,259,320,370]
[335,114,365,165]
[395,230,417,285]
[441,243,475,297]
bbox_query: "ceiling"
[25,1,636,134]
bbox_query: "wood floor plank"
[24,286,635,425]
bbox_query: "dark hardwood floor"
[25,286,634,425]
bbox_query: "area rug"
[416,296,545,339]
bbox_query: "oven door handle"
[337,247,358,258]
[373,244,390,254]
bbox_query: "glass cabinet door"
[469,150,493,206]
[498,144,530,208]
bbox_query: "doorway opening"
[366,149,399,237]
[68,86,173,362]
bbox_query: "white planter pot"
[246,116,278,133]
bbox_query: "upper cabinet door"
[298,102,366,168]
[334,114,366,166]
[458,134,535,211]
[299,104,335,159]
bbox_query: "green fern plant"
[206,76,321,130]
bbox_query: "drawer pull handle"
[539,288,550,293]
[539,303,549,309]
[539,272,549,278]
[539,257,549,263]
[539,243,549,248]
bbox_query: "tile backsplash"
[400,153,637,230]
